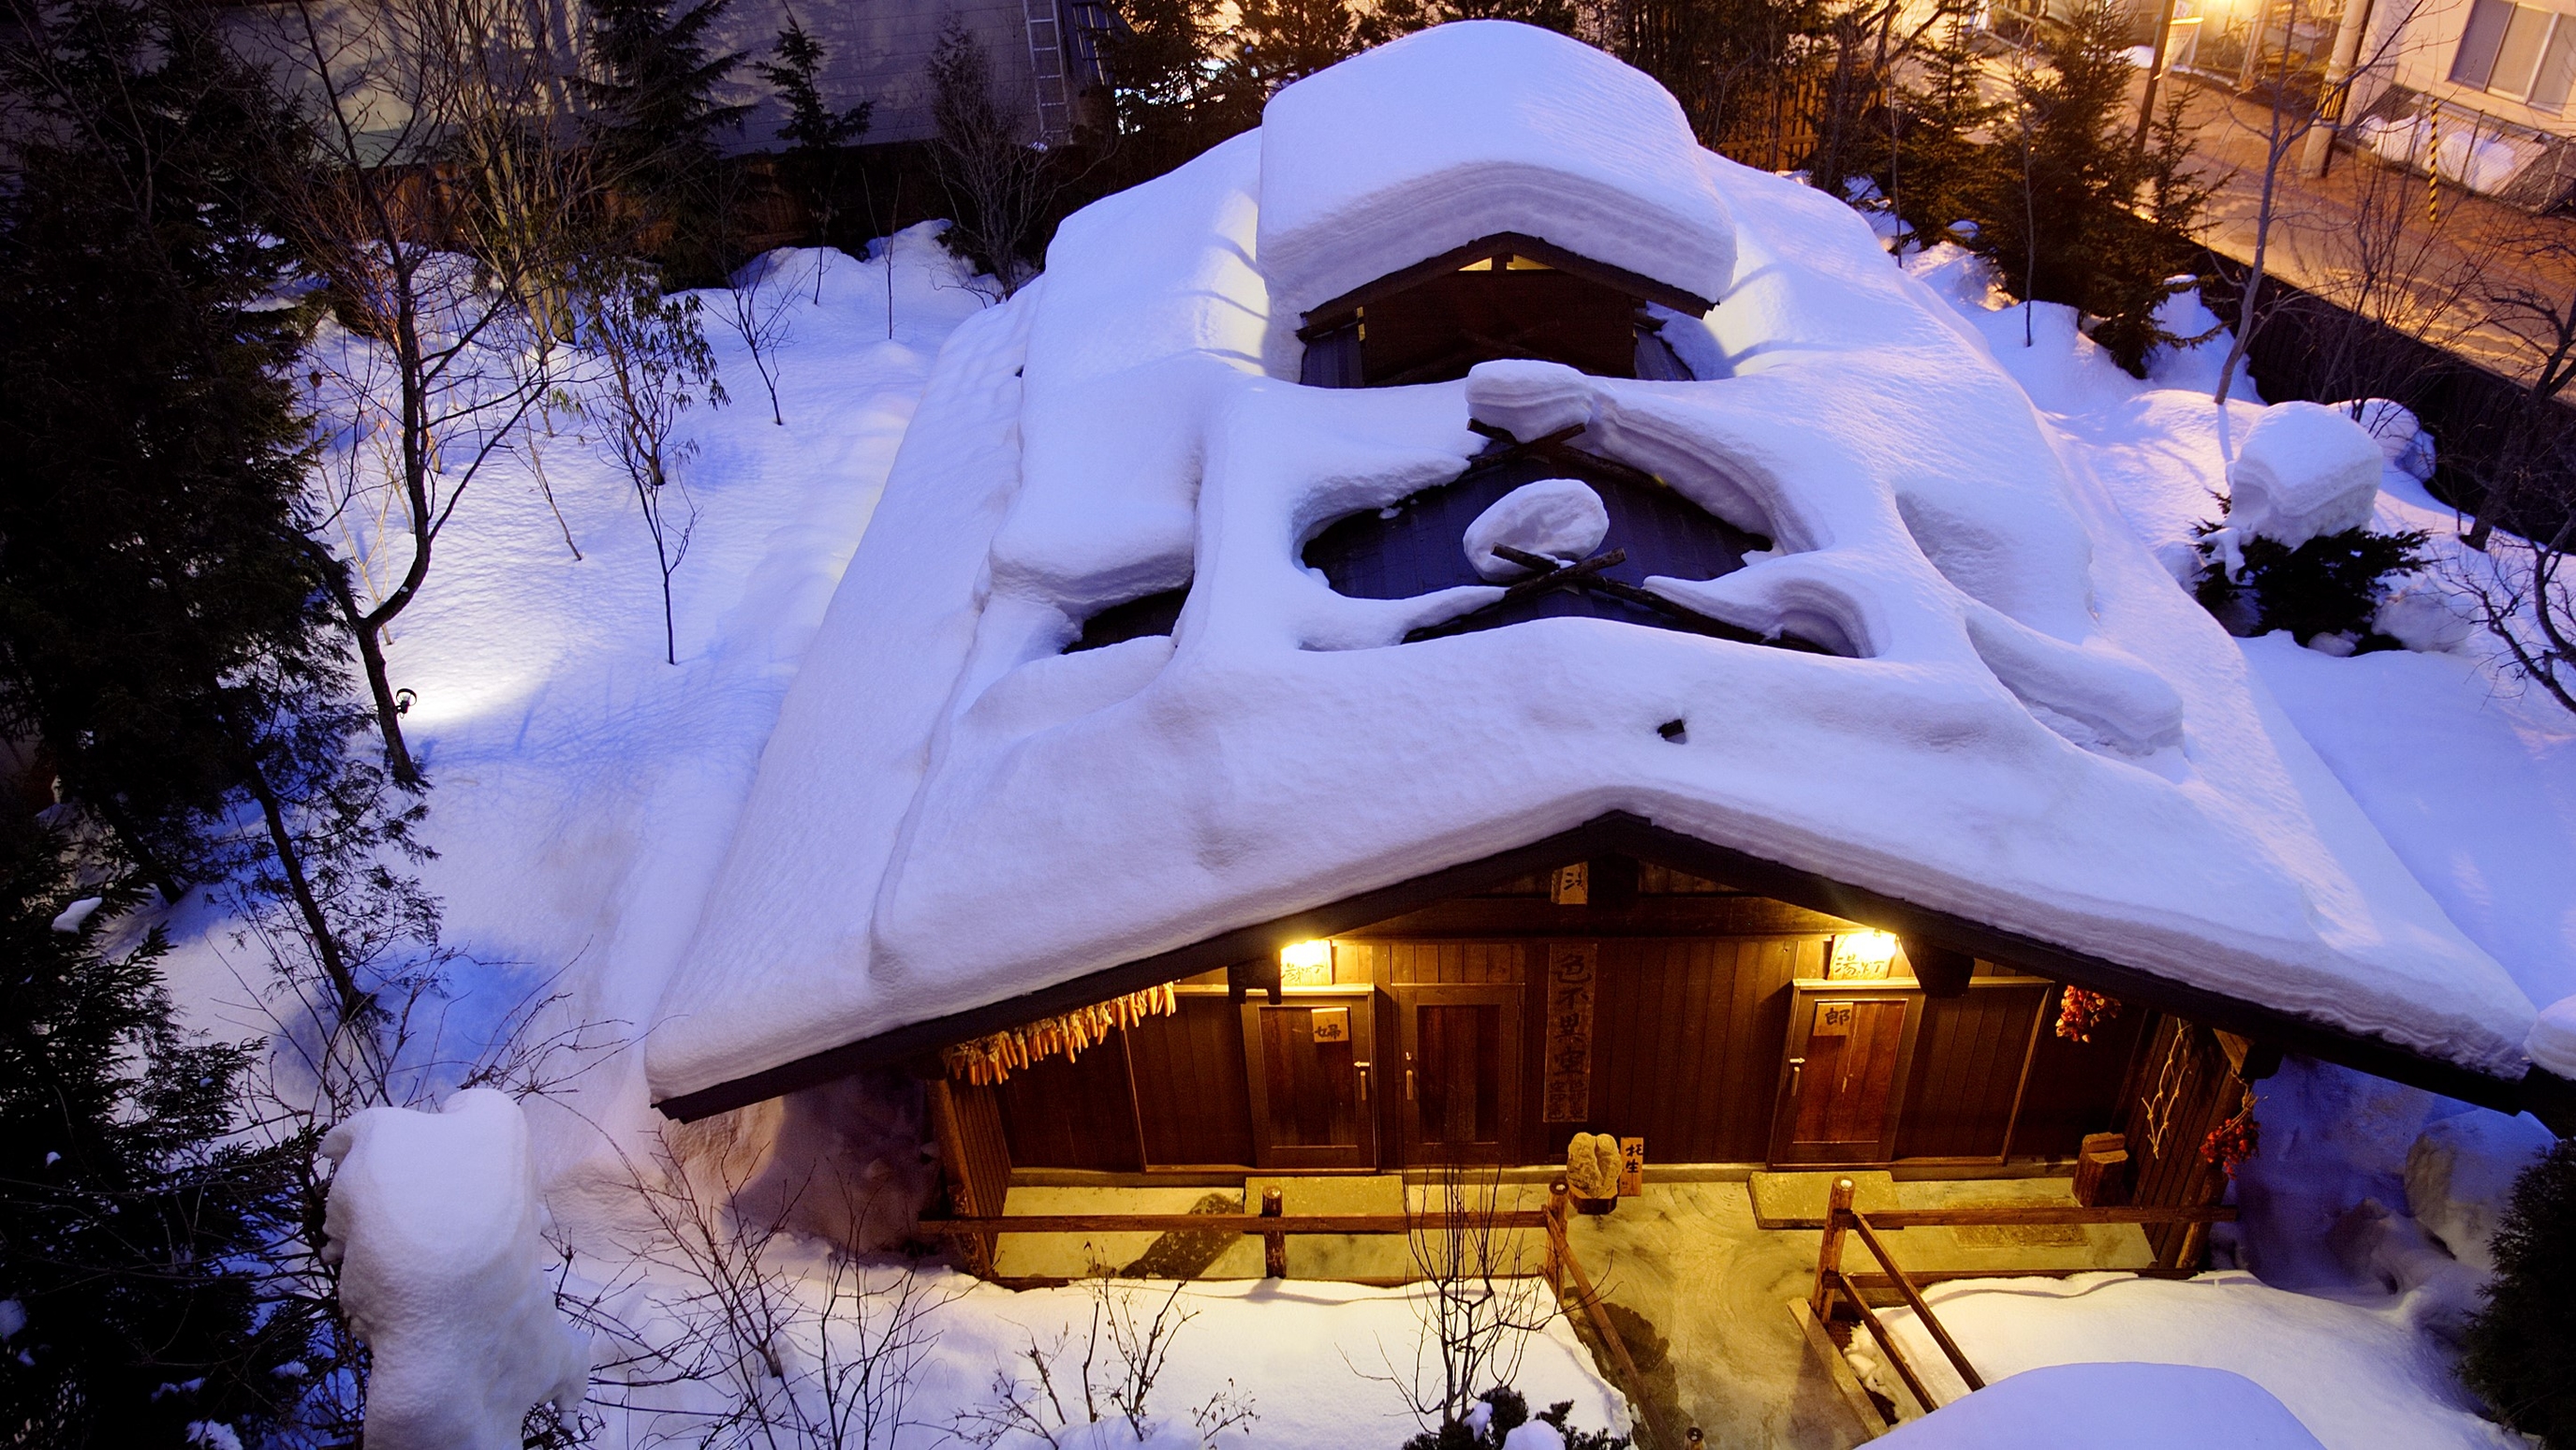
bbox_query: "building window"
[2452,0,2576,110]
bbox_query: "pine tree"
[1971,0,2208,375]
[0,0,337,893]
[0,826,306,1444]
[1887,0,1999,252]
[2462,1140,2576,1445]
[754,9,871,247]
[581,0,750,281]
[1355,0,1577,47]
[1231,0,1358,97]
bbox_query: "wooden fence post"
[1811,1176,1856,1320]
[1261,1187,1287,1279]
[1546,1178,1568,1297]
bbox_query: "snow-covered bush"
[1399,1386,1628,1450]
[2193,526,2431,649]
[2460,1137,2576,1444]
[319,1088,589,1450]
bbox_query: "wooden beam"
[1299,230,1715,324]
[655,810,2536,1121]
[918,1210,1553,1235]
[1905,940,1975,998]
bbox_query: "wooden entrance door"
[1389,984,1524,1164]
[1241,994,1377,1170]
[1771,989,1916,1164]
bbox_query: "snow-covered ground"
[1864,1271,2524,1450]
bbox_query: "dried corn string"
[940,983,1178,1086]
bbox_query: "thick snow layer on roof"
[1874,1364,2324,1449]
[1255,22,1735,333]
[646,34,2539,1106]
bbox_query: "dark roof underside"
[654,811,2569,1128]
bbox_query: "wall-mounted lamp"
[1829,929,1901,980]
[1280,939,1332,986]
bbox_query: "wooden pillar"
[1811,1176,1856,1320]
[1261,1187,1288,1279]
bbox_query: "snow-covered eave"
[651,808,2560,1125]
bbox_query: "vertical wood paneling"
[1894,984,2046,1160]
[2008,989,2151,1159]
[2121,1015,2242,1262]
[928,1079,1012,1275]
[1126,998,1255,1167]
[995,1040,1142,1170]
[1579,936,1821,1162]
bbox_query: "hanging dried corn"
[939,983,1179,1086]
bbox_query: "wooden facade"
[969,861,2161,1181]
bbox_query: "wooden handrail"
[918,1210,1553,1235]
[1545,1181,1691,1450]
[1847,1214,1984,1394]
[1856,1205,2238,1227]
[1834,1268,1940,1416]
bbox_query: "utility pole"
[2136,0,2182,150]
[2300,0,2378,175]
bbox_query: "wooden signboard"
[1618,1136,1645,1197]
[1310,1006,1350,1043]
[1541,941,1598,1121]
[1551,863,1589,906]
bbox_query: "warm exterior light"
[1830,930,1900,979]
[1280,939,1332,985]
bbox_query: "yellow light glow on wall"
[1830,930,1901,980]
[1280,939,1332,986]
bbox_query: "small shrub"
[1398,1386,1631,1450]
[2461,1139,2576,1446]
[2193,525,2431,646]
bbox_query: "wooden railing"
[1804,1176,2238,1428]
[919,1180,1700,1448]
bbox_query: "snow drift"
[1873,1363,2325,1448]
[321,1089,589,1450]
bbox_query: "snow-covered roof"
[643,23,2542,1111]
[1255,21,1736,329]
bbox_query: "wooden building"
[643,24,2569,1264]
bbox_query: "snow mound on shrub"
[1874,1362,2324,1448]
[1464,479,1609,579]
[1256,22,1735,330]
[2407,1109,2557,1271]
[2226,402,2386,549]
[2344,398,2436,481]
[321,1088,588,1450]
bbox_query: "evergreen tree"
[0,0,336,895]
[0,826,306,1445]
[1090,0,1259,191]
[1971,0,2208,374]
[2462,1139,2576,1445]
[1231,0,1358,95]
[1355,0,1577,47]
[581,0,750,281]
[1886,0,1999,251]
[754,8,871,247]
